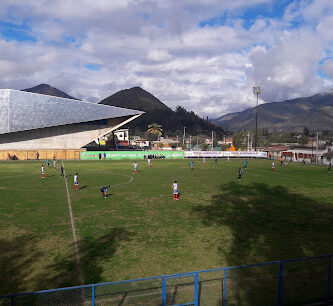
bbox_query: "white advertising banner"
[184,151,267,158]
[185,151,222,158]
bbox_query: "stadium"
[2,1,333,303]
[0,91,333,305]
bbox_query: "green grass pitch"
[1,158,333,295]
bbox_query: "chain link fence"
[1,255,332,305]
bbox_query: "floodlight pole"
[253,86,262,151]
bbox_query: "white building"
[113,129,129,141]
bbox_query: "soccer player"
[214,157,218,164]
[60,165,64,177]
[203,157,206,165]
[133,162,138,173]
[243,160,247,168]
[172,181,179,200]
[238,168,243,180]
[41,165,45,178]
[280,156,283,166]
[190,160,194,169]
[147,158,151,168]
[328,163,332,173]
[101,185,111,198]
[227,157,230,164]
[53,159,57,169]
[46,159,50,167]
[190,161,194,170]
[74,173,79,190]
[272,161,275,171]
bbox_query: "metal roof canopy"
[0,89,143,135]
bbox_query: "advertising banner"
[81,150,266,160]
[80,151,185,160]
[185,151,223,158]
[184,151,267,158]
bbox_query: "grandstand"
[0,89,143,159]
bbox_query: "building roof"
[323,151,333,157]
[0,89,143,135]
[263,145,289,151]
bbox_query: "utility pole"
[316,132,319,164]
[189,135,192,150]
[196,137,198,149]
[253,86,262,151]
[176,136,179,150]
[247,132,250,151]
[211,131,214,151]
[183,127,186,145]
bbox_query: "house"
[113,129,129,141]
[152,138,178,150]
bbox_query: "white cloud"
[0,0,332,119]
[246,29,327,102]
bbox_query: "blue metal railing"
[1,254,332,305]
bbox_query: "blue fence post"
[278,262,284,306]
[194,273,199,306]
[91,285,95,306]
[223,269,227,306]
[162,277,166,306]
[327,256,331,304]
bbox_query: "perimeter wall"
[0,149,85,160]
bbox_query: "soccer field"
[1,158,333,295]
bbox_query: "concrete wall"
[0,114,141,150]
[0,149,85,160]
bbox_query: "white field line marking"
[62,161,84,285]
[247,167,333,186]
[110,174,134,187]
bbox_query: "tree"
[299,135,309,145]
[232,130,247,150]
[147,123,163,139]
[201,143,209,151]
[105,133,118,149]
[134,127,143,137]
[303,126,310,137]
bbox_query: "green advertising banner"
[80,151,185,160]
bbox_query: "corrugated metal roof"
[0,89,143,134]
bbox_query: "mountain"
[22,84,78,100]
[100,87,222,136]
[213,92,333,132]
[100,87,170,112]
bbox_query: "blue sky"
[0,0,333,116]
[0,21,36,42]
[199,0,296,29]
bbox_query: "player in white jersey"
[272,162,275,171]
[133,162,138,173]
[53,159,57,169]
[41,165,45,178]
[74,173,79,190]
[172,181,179,200]
[148,158,151,168]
